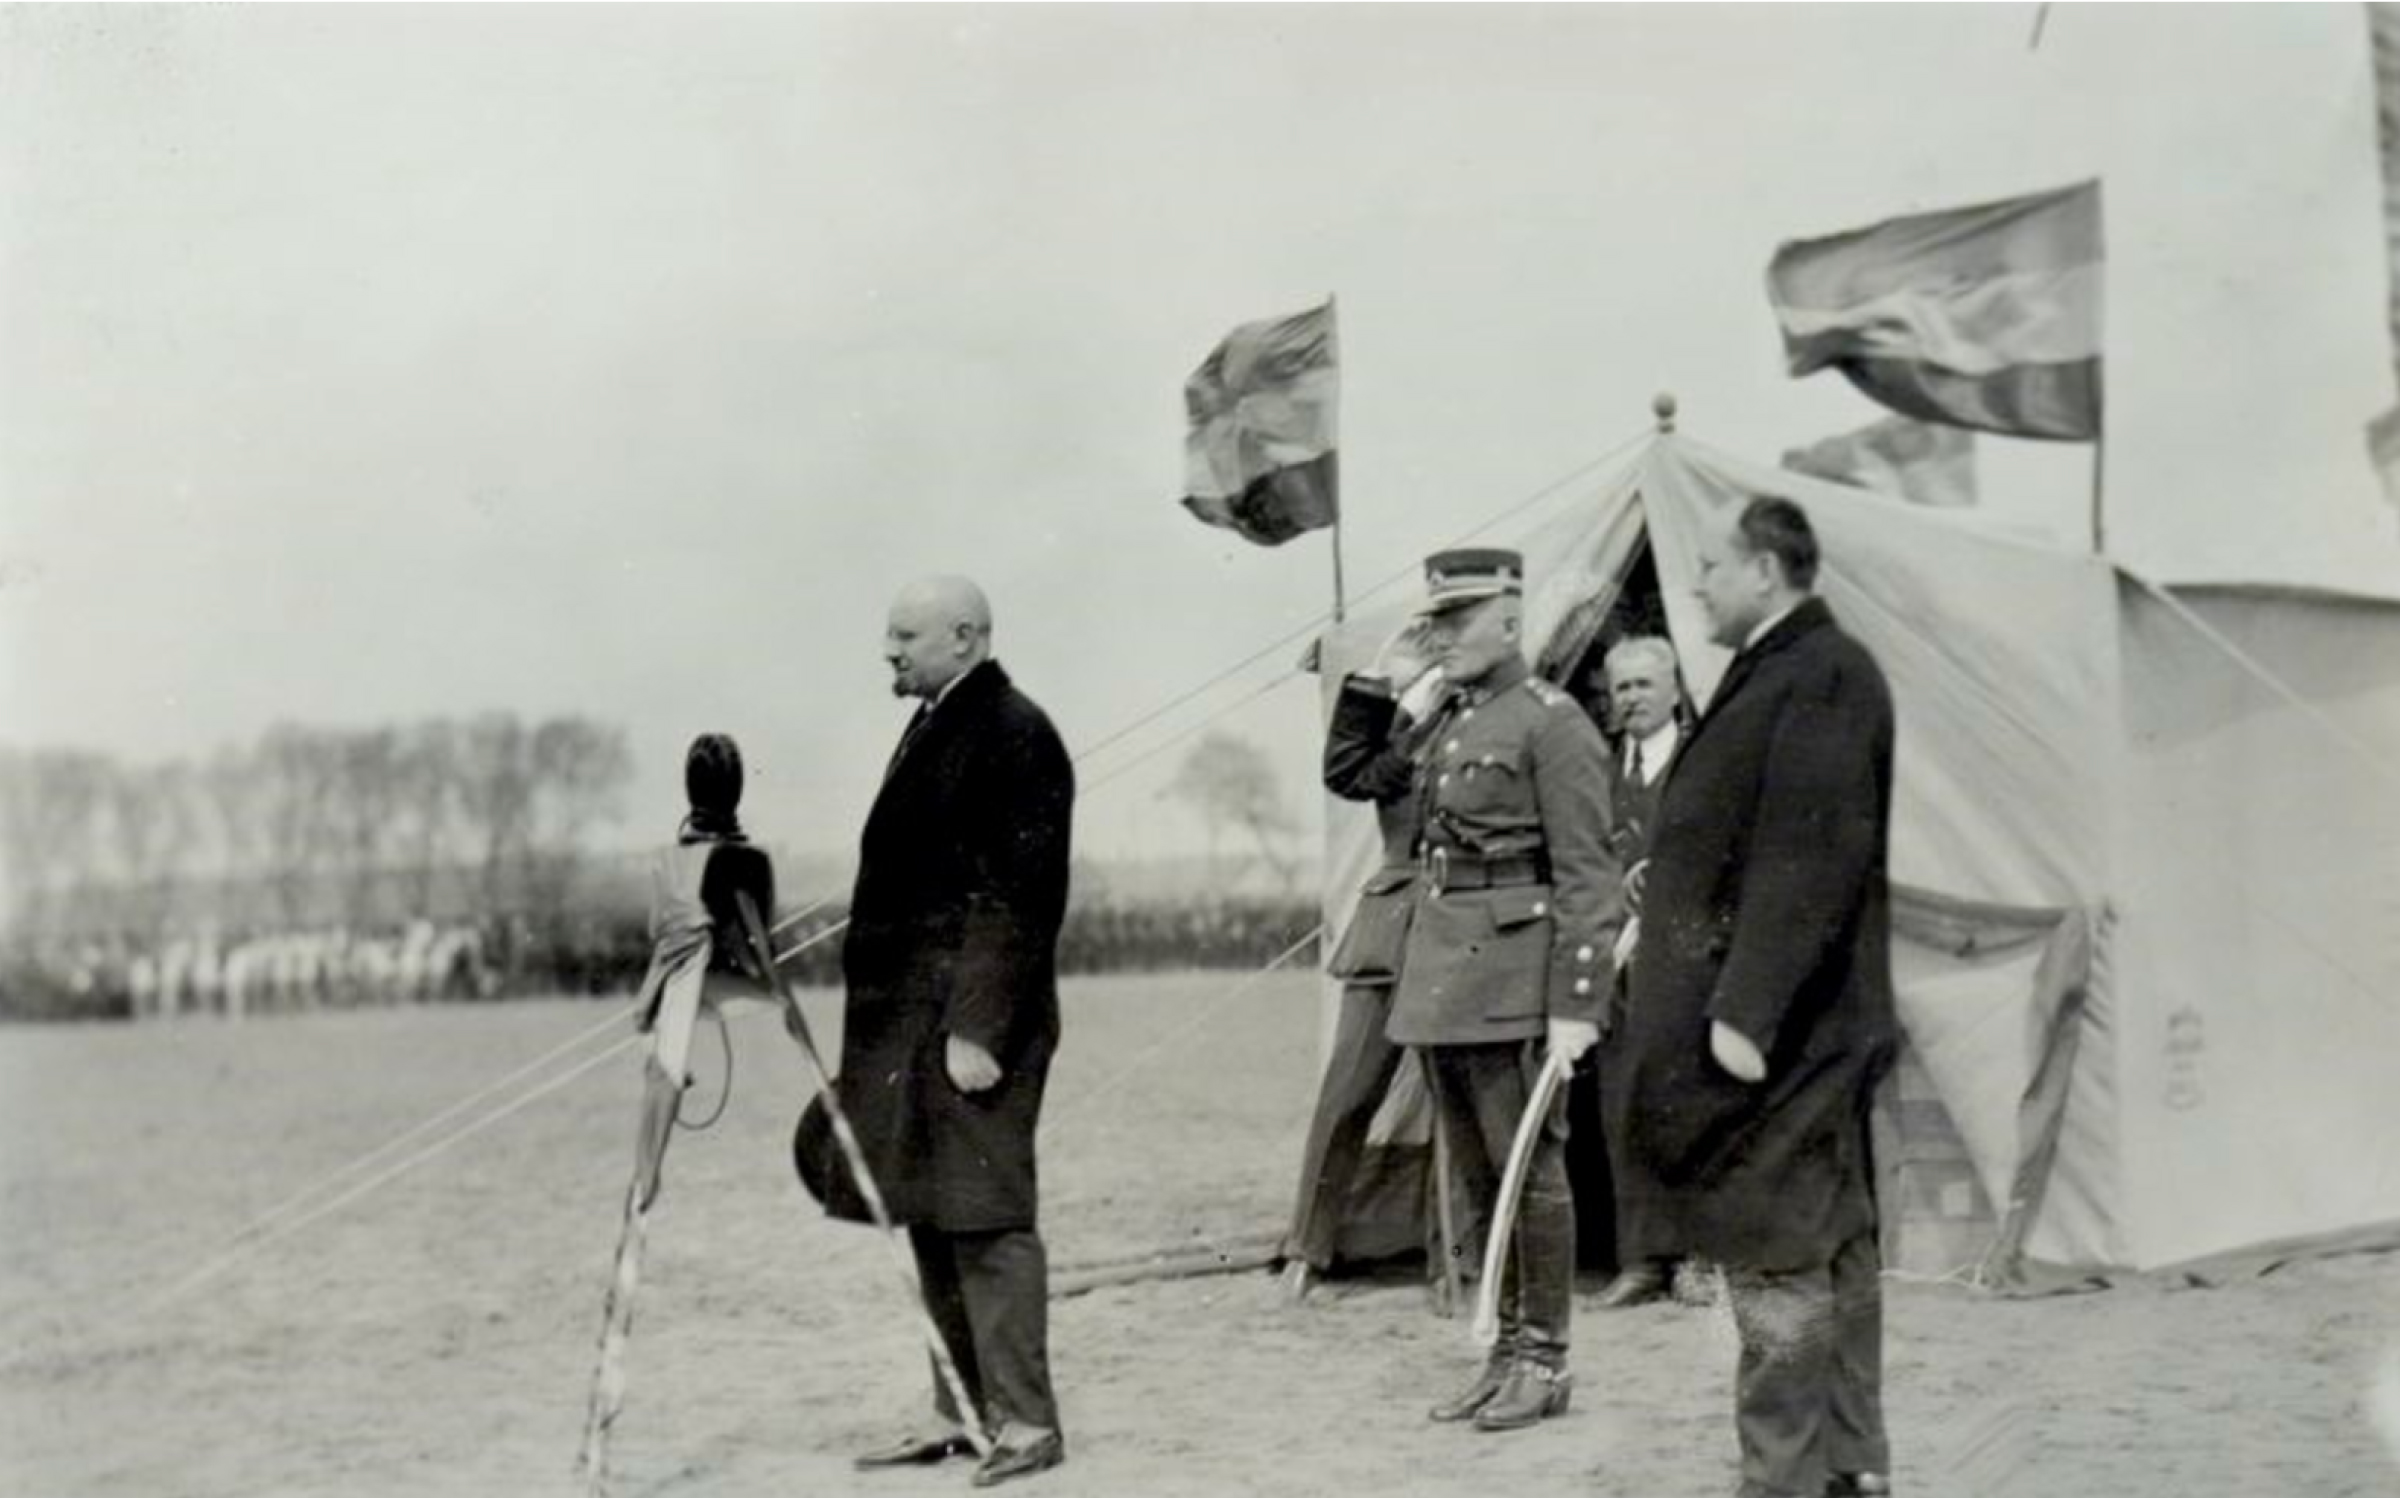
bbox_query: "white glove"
[1396,664,1448,722]
[1709,1020,1767,1083]
[1548,1016,1601,1065]
[1370,617,1436,684]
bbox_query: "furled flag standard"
[2364,4,2400,511]
[1782,414,1978,508]
[1768,181,2103,441]
[2371,4,2400,383]
[1182,301,1338,546]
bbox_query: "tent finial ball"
[1653,392,1678,432]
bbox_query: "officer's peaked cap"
[1420,547,1524,613]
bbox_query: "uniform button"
[1445,740,1460,754]
[1532,902,1548,916]
[1438,773,1451,787]
[1577,945,1595,962]
[1574,978,1592,995]
[1462,707,1476,720]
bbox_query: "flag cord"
[673,1005,734,1132]
[2120,566,2400,794]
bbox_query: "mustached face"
[1608,656,1679,739]
[884,603,969,700]
[1425,596,1519,685]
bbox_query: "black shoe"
[971,1430,1065,1488]
[1595,1264,1669,1309]
[1427,1360,1510,1423]
[853,1430,976,1470]
[1472,1362,1572,1431]
[1826,1473,1891,1496]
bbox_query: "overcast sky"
[5,4,2395,873]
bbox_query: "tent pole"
[2088,434,2106,555]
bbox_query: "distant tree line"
[0,717,1331,1022]
[0,712,633,944]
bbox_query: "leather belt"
[1422,848,1549,893]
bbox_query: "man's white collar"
[1743,600,1804,653]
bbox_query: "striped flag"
[1768,182,2103,441]
[1182,301,1338,546]
[1782,414,1978,508]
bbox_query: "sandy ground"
[4,973,2400,1498]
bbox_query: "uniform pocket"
[1476,886,1554,1023]
[1487,885,1553,932]
[1452,751,1527,818]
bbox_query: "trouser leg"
[1426,1048,1507,1355]
[1725,1258,1835,1498]
[1824,1227,1889,1475]
[951,1226,1060,1434]
[908,1226,984,1430]
[1284,984,1405,1269]
[1503,1044,1573,1366]
[1433,1043,1572,1367]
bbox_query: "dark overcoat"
[832,659,1073,1233]
[1603,598,1898,1273]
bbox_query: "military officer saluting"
[1383,547,1624,1433]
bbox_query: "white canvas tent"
[1307,426,2400,1280]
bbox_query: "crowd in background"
[0,894,1323,1022]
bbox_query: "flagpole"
[1330,515,1347,623]
[1327,293,1346,622]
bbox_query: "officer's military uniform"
[1388,548,1623,1430]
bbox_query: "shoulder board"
[1523,679,1571,708]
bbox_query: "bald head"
[884,575,994,700]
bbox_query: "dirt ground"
[4,973,2399,1498]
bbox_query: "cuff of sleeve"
[1548,938,1611,1025]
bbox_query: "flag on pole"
[1182,301,1338,546]
[1767,181,2103,441]
[2370,4,2400,381]
[1782,414,1978,508]
[2360,9,2400,521]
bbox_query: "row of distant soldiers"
[22,921,496,1019]
[20,897,1319,1021]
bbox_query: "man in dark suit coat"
[835,575,1073,1489]
[1569,634,1693,1308]
[1605,498,1898,1498]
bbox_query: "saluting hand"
[946,1035,1003,1093]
